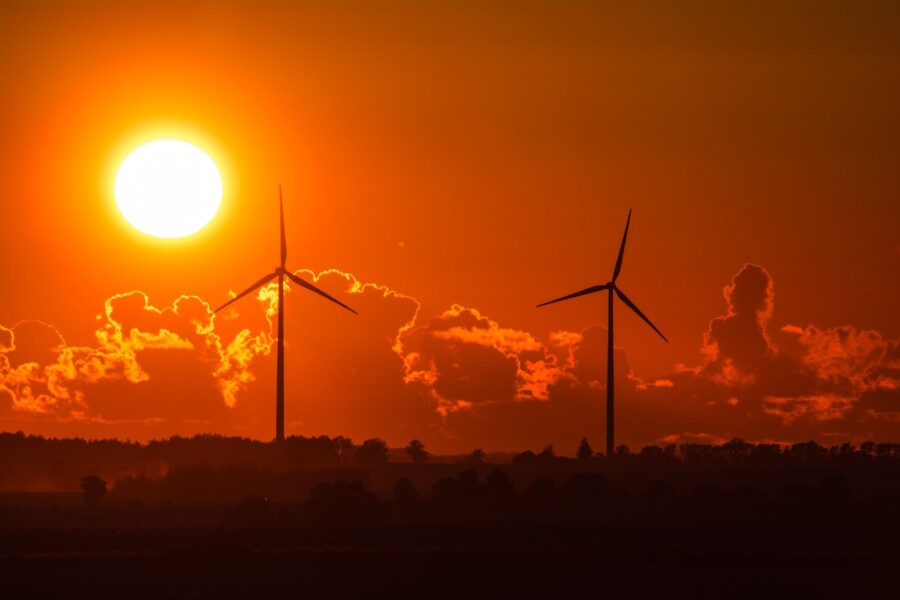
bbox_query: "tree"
[405,439,429,464]
[576,438,593,463]
[722,438,752,466]
[458,448,485,466]
[486,469,516,500]
[512,450,537,466]
[638,445,666,465]
[332,436,356,464]
[80,475,107,507]
[355,438,389,465]
[859,441,876,456]
[393,477,419,502]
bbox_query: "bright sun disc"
[115,140,222,238]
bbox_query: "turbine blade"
[285,271,358,315]
[612,209,632,282]
[614,287,668,343]
[279,185,287,268]
[536,284,609,308]
[214,271,278,313]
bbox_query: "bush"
[80,475,107,507]
[306,480,382,524]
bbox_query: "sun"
[115,140,223,238]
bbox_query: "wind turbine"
[537,210,667,459]
[214,187,357,442]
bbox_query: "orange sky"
[1,1,898,454]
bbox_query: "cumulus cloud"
[0,325,13,353]
[0,295,226,427]
[395,306,640,450]
[637,264,900,445]
[398,305,568,412]
[701,263,774,380]
[1,320,85,417]
[1,263,897,452]
[0,269,429,442]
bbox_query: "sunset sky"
[1,1,898,454]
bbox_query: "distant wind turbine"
[214,187,357,442]
[537,210,667,459]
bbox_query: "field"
[3,472,899,598]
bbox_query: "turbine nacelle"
[536,209,666,343]
[213,191,357,317]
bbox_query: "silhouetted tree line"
[214,464,893,528]
[512,438,900,469]
[0,431,391,484]
[220,480,384,526]
[306,480,382,523]
[411,469,886,504]
[427,470,630,501]
[3,432,900,493]
[115,463,370,497]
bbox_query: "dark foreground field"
[2,494,899,599]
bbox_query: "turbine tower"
[537,210,667,459]
[214,187,357,442]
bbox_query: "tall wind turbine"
[214,187,357,442]
[537,210,667,459]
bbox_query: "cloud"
[784,324,895,392]
[634,264,900,445]
[397,304,572,415]
[1,320,84,417]
[0,269,430,442]
[1,263,897,452]
[0,295,225,426]
[701,263,774,380]
[394,304,646,451]
[0,325,15,353]
[761,394,854,425]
